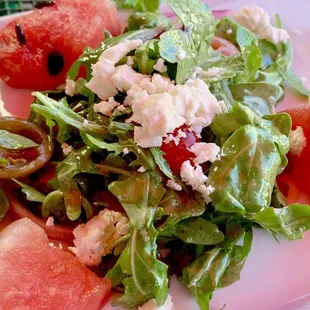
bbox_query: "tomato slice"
[160,125,199,174]
[277,105,310,201]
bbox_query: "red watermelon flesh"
[0,0,122,90]
[0,218,111,310]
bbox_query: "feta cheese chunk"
[138,294,175,310]
[69,209,130,266]
[289,126,307,156]
[0,93,11,117]
[86,40,143,100]
[94,97,120,117]
[234,5,289,44]
[153,58,167,73]
[45,216,54,227]
[166,179,182,191]
[65,79,77,97]
[190,142,220,165]
[61,143,73,156]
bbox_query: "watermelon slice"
[0,0,122,90]
[0,218,111,309]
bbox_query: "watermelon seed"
[35,1,56,9]
[48,52,64,76]
[15,24,26,45]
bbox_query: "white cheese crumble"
[65,79,77,97]
[289,126,307,156]
[180,160,213,203]
[69,209,130,266]
[45,216,54,227]
[177,49,186,60]
[166,179,182,191]
[94,97,120,117]
[86,40,144,100]
[123,147,129,155]
[190,142,220,165]
[116,105,126,112]
[226,28,233,34]
[138,166,146,173]
[0,94,11,117]
[125,74,224,148]
[202,67,225,78]
[127,56,134,66]
[138,295,175,310]
[61,143,73,156]
[153,58,167,73]
[234,5,289,44]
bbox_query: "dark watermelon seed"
[48,52,64,76]
[35,1,56,9]
[15,24,26,45]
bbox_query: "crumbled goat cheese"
[94,97,120,117]
[61,143,73,156]
[166,179,182,191]
[0,94,11,117]
[226,28,233,34]
[138,295,175,310]
[138,166,146,173]
[45,216,54,227]
[127,56,134,66]
[116,105,126,112]
[289,126,307,156]
[69,209,130,266]
[65,79,77,97]
[190,67,203,80]
[180,160,213,203]
[112,64,145,92]
[177,49,186,60]
[86,40,143,100]
[49,242,55,248]
[153,58,167,73]
[83,119,89,125]
[190,142,221,165]
[125,75,224,148]
[123,147,129,155]
[163,129,187,146]
[203,67,225,78]
[234,5,289,44]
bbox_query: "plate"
[1,1,310,309]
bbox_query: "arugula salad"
[1,0,310,309]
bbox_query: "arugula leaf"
[56,147,96,220]
[158,190,205,234]
[32,92,109,142]
[175,217,224,245]
[115,0,160,12]
[85,134,156,171]
[12,179,45,203]
[0,130,38,150]
[42,190,66,218]
[75,78,95,104]
[127,12,171,31]
[109,172,166,228]
[209,125,282,214]
[107,226,168,308]
[230,82,284,115]
[0,185,9,221]
[149,147,173,179]
[182,247,230,310]
[252,204,310,240]
[219,228,253,287]
[217,18,262,82]
[200,54,246,83]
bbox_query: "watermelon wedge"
[0,0,122,90]
[0,218,111,310]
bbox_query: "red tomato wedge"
[0,218,111,310]
[0,0,121,90]
[277,105,310,202]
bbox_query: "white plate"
[1,1,310,309]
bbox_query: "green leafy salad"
[1,0,310,309]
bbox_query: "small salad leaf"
[252,204,310,240]
[278,68,310,97]
[127,12,171,31]
[56,147,96,220]
[200,54,246,83]
[115,0,160,12]
[230,82,284,115]
[209,125,282,214]
[175,217,225,245]
[107,227,168,308]
[159,190,205,234]
[0,185,9,221]
[0,129,38,150]
[12,179,46,203]
[219,228,253,287]
[42,190,66,218]
[75,78,95,104]
[150,147,173,179]
[109,172,166,228]
[182,247,230,310]
[0,158,7,167]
